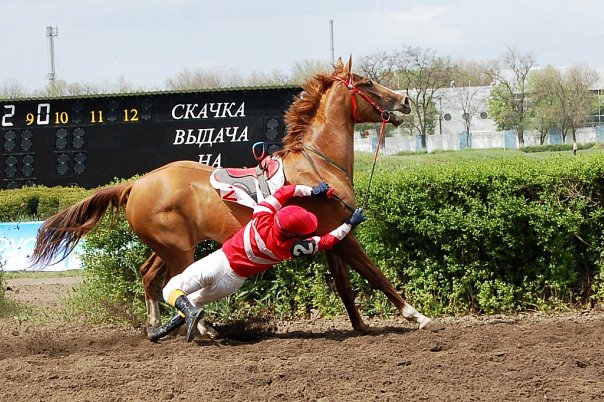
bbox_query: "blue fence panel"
[415,135,423,151]
[0,221,83,271]
[549,128,563,144]
[504,130,517,149]
[595,125,604,143]
[459,131,472,150]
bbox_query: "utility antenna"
[329,20,335,65]
[46,26,59,83]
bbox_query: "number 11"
[91,110,104,123]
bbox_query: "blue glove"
[311,182,332,197]
[346,208,366,228]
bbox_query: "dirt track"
[2,276,604,401]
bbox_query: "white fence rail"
[355,126,602,155]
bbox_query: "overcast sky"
[2,0,602,91]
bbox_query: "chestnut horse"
[31,57,432,334]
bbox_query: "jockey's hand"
[311,182,334,197]
[346,208,366,228]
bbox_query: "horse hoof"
[419,318,441,332]
[198,321,220,339]
[353,323,372,334]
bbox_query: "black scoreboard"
[0,86,300,189]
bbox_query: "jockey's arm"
[290,207,365,258]
[254,183,324,215]
[291,222,352,258]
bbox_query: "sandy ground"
[1,275,604,401]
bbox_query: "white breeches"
[162,249,246,307]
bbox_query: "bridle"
[302,73,396,212]
[333,74,393,127]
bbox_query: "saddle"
[210,156,285,208]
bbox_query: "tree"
[114,76,146,94]
[165,67,246,90]
[38,80,99,97]
[452,78,482,140]
[487,47,535,147]
[0,79,28,99]
[165,66,297,90]
[246,70,291,86]
[391,46,454,149]
[34,77,144,97]
[529,64,598,143]
[449,59,494,87]
[357,51,397,88]
[529,66,563,144]
[289,59,331,85]
[359,47,495,149]
[559,65,598,142]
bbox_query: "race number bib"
[291,239,318,257]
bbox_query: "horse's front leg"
[332,234,432,330]
[325,251,370,333]
[139,253,165,327]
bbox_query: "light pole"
[329,20,334,65]
[46,26,58,93]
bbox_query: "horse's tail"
[29,181,134,269]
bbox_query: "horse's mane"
[274,67,341,157]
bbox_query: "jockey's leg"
[169,290,205,342]
[157,250,243,342]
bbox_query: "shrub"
[0,186,90,221]
[354,153,604,315]
[68,208,150,326]
[521,142,596,153]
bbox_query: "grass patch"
[3,270,82,280]
[0,262,8,317]
[1,269,84,322]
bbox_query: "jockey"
[147,182,365,342]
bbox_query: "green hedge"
[3,152,604,323]
[354,153,604,315]
[521,142,596,153]
[0,185,91,221]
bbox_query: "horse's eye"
[367,80,373,86]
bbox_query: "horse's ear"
[335,57,344,71]
[343,55,353,73]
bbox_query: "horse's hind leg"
[332,234,432,330]
[140,253,166,327]
[325,251,370,332]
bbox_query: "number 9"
[26,113,35,126]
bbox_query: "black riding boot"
[147,313,185,342]
[174,295,205,342]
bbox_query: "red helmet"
[274,205,318,237]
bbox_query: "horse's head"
[334,57,410,127]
